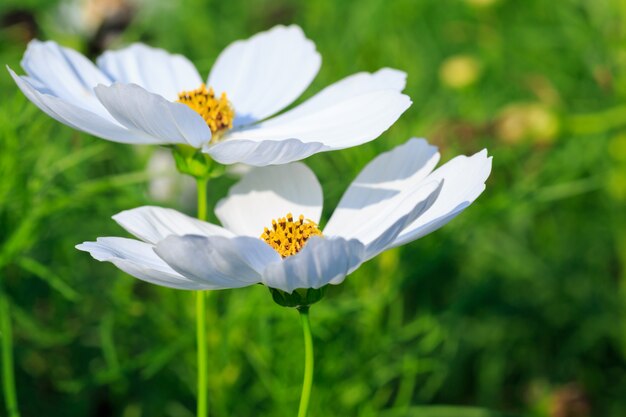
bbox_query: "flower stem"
[0,291,20,417]
[195,177,209,417]
[196,177,209,222]
[196,290,208,417]
[297,306,314,417]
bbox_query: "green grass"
[1,0,626,416]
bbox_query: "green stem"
[196,177,208,222]
[297,306,314,417]
[196,291,208,417]
[195,177,209,417]
[0,291,20,417]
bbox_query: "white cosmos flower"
[76,138,492,293]
[8,25,412,166]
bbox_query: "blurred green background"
[1,0,626,416]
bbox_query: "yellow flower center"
[260,213,323,258]
[177,84,234,141]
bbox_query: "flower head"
[77,138,492,298]
[260,213,323,258]
[9,25,411,166]
[176,84,234,139]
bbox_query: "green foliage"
[1,0,626,416]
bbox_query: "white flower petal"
[204,138,327,166]
[154,235,281,289]
[261,236,365,293]
[324,138,440,239]
[223,67,409,149]
[392,149,493,247]
[21,40,111,116]
[95,83,211,147]
[254,68,407,122]
[224,89,411,149]
[208,25,321,125]
[113,206,234,245]
[215,163,323,237]
[365,68,407,91]
[9,68,160,144]
[361,180,443,260]
[97,43,203,101]
[76,237,207,290]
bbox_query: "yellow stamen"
[260,213,323,258]
[177,84,234,141]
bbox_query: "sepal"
[269,286,326,308]
[172,144,224,180]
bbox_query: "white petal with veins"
[76,237,207,290]
[9,68,160,144]
[95,83,211,147]
[324,138,441,239]
[392,150,492,247]
[225,89,411,149]
[21,40,111,116]
[113,206,234,245]
[261,236,365,292]
[97,43,203,101]
[155,235,280,289]
[205,138,327,166]
[208,25,321,126]
[216,163,323,236]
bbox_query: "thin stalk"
[297,306,314,417]
[195,291,208,417]
[195,177,209,417]
[0,291,20,417]
[196,177,208,222]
